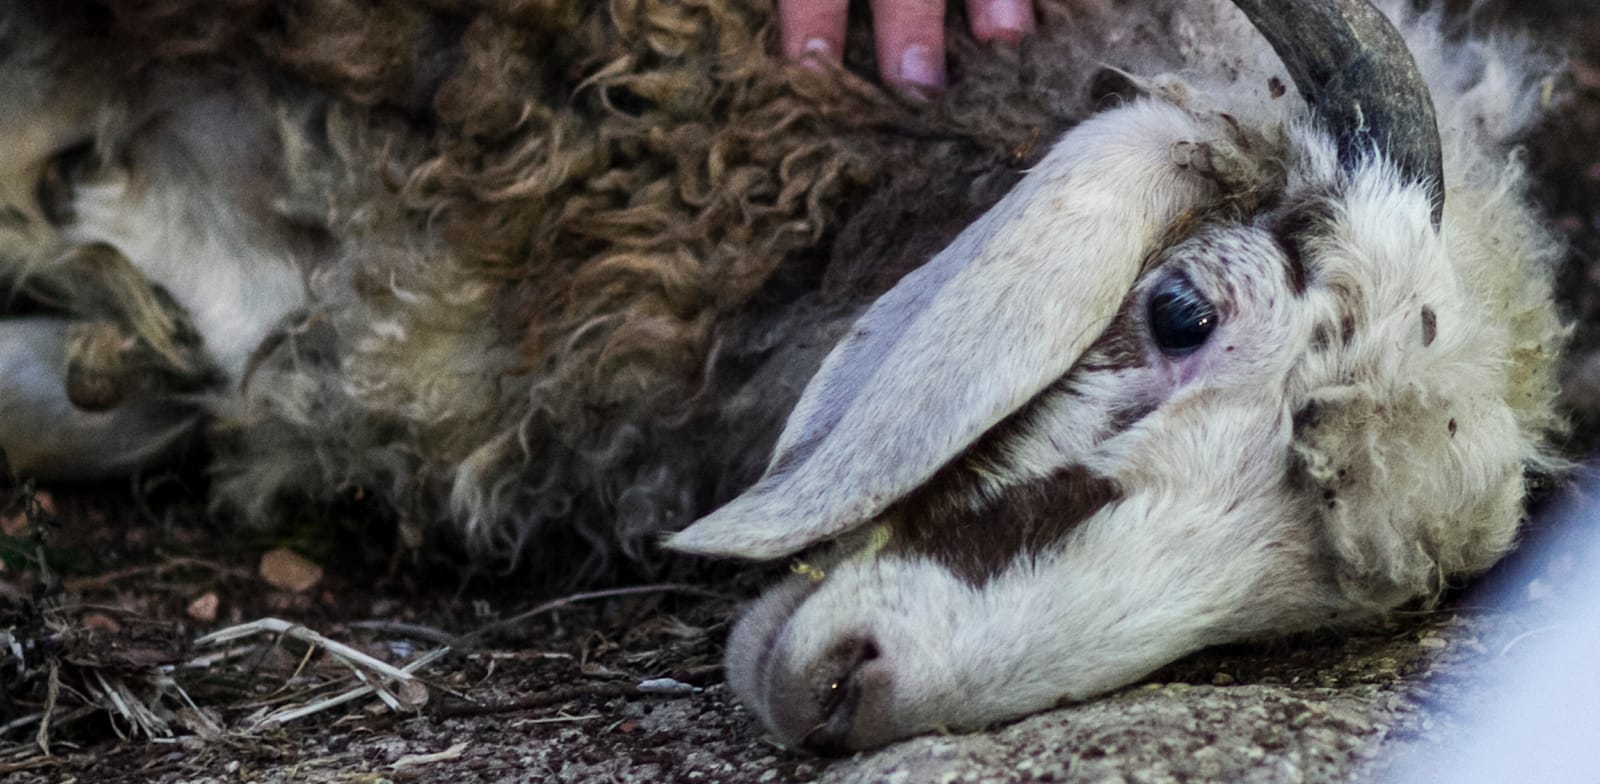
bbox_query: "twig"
[514,713,601,726]
[430,682,643,718]
[252,646,450,727]
[194,617,427,727]
[339,656,405,713]
[0,712,42,738]
[347,620,460,647]
[0,755,60,774]
[181,641,262,669]
[460,583,733,644]
[62,565,161,593]
[163,675,220,740]
[391,740,470,770]
[62,555,252,593]
[91,670,171,739]
[268,643,319,697]
[36,660,58,756]
[197,619,414,683]
[91,672,130,741]
[0,706,96,744]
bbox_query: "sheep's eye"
[1148,278,1217,357]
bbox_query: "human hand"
[779,1,1036,99]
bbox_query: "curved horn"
[1230,0,1444,226]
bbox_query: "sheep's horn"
[1230,0,1444,226]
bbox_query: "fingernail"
[803,37,834,59]
[986,0,1035,43]
[898,44,945,92]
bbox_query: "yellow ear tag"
[789,522,896,583]
[860,522,893,558]
[791,561,826,582]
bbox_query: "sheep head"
[668,0,1563,751]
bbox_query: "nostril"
[860,639,880,661]
[801,635,881,754]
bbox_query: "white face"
[671,95,1553,750]
[718,223,1357,750]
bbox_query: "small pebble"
[638,677,703,696]
[187,592,220,622]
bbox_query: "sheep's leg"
[15,242,222,408]
[0,317,199,480]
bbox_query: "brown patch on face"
[1267,200,1336,298]
[1107,395,1161,436]
[1330,289,1367,350]
[1420,306,1437,347]
[1291,401,1322,437]
[1269,222,1308,297]
[1310,323,1332,352]
[854,244,1176,586]
[884,465,1122,587]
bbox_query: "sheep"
[669,0,1567,750]
[0,0,1565,753]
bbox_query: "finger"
[966,0,1035,45]
[780,0,850,64]
[870,0,948,97]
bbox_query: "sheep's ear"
[668,103,1218,560]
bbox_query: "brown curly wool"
[20,0,1209,575]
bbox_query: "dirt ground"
[10,495,1586,784]
[4,3,1600,782]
